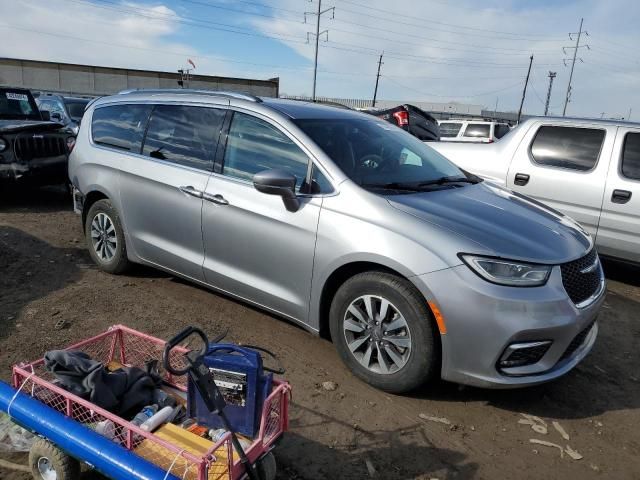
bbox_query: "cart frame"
[11,324,290,480]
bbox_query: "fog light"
[498,341,552,369]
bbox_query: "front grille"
[500,342,551,369]
[14,134,67,161]
[560,249,603,305]
[560,320,596,361]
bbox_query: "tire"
[255,451,277,480]
[29,438,80,480]
[329,271,439,393]
[85,198,130,274]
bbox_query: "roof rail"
[116,88,262,103]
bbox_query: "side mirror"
[51,112,62,122]
[40,110,51,121]
[253,169,300,212]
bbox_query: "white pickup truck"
[429,117,640,265]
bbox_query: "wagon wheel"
[29,438,80,480]
[255,451,277,480]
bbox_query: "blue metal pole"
[0,381,179,480]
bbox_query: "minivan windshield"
[295,117,477,193]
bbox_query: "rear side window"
[463,123,491,138]
[495,124,511,139]
[622,132,640,180]
[92,104,151,152]
[439,122,463,137]
[530,126,604,171]
[142,105,225,171]
[222,112,309,187]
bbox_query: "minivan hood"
[388,182,591,264]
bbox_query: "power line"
[305,0,335,101]
[336,0,566,40]
[563,18,589,116]
[382,76,523,99]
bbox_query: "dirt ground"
[0,186,639,480]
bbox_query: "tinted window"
[463,123,491,138]
[439,122,463,137]
[495,124,511,139]
[531,126,604,171]
[309,164,333,194]
[622,133,640,180]
[65,100,89,122]
[142,105,225,170]
[92,104,151,152]
[223,112,309,187]
[295,118,465,191]
[38,99,66,119]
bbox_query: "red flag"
[188,58,196,69]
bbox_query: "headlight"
[461,255,551,287]
[0,138,6,152]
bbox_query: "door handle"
[514,173,530,186]
[611,189,632,204]
[203,192,229,205]
[179,185,203,198]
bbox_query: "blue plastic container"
[187,344,272,437]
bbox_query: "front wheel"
[329,271,439,393]
[29,438,80,480]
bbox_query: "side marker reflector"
[428,301,447,334]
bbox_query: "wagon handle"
[162,326,209,376]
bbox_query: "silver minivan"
[69,90,605,392]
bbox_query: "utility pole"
[627,108,632,121]
[544,71,556,116]
[517,54,534,124]
[305,0,334,102]
[562,18,589,116]
[372,52,384,107]
[493,97,499,120]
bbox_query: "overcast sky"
[0,0,638,118]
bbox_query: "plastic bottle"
[131,405,158,427]
[93,420,116,440]
[140,406,175,432]
[209,428,252,451]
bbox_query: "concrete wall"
[0,58,279,98]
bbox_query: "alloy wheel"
[90,212,117,262]
[342,295,412,374]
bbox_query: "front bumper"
[413,263,605,388]
[0,155,68,184]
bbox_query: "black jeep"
[0,87,72,185]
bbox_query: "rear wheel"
[29,438,80,480]
[329,271,439,393]
[85,199,129,274]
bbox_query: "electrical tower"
[562,18,590,116]
[544,71,556,116]
[305,0,334,102]
[517,55,534,124]
[372,52,384,107]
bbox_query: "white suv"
[438,120,511,143]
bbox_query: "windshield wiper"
[416,175,478,187]
[360,182,424,192]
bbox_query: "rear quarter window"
[463,123,491,138]
[438,122,463,137]
[622,132,640,180]
[530,126,605,171]
[91,104,152,152]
